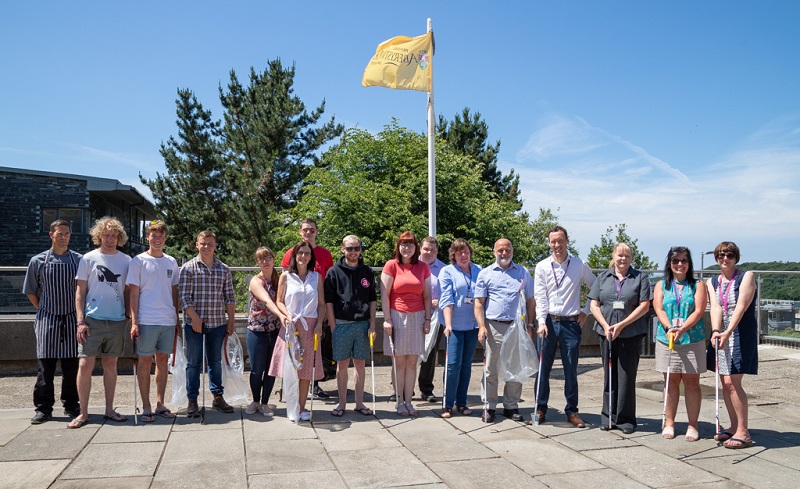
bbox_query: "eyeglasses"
[256,256,274,263]
[717,252,735,260]
[345,246,361,252]
[399,242,415,248]
[671,258,689,265]
[297,251,312,257]
[149,220,165,226]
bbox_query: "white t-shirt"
[76,249,131,321]
[127,252,180,326]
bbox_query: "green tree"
[142,59,343,264]
[290,122,539,267]
[438,107,520,207]
[587,224,658,270]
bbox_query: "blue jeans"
[444,329,479,409]
[246,329,279,404]
[184,324,227,401]
[536,317,582,415]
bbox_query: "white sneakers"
[259,404,274,416]
[245,402,260,415]
[299,411,311,421]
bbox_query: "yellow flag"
[362,32,433,92]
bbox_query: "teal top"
[655,280,705,346]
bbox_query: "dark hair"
[288,241,316,274]
[714,241,740,263]
[391,231,419,264]
[50,219,70,233]
[299,218,317,228]
[547,225,569,242]
[663,246,696,288]
[421,236,439,250]
[448,238,473,264]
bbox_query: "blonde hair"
[89,216,128,247]
[608,242,632,269]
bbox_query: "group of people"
[23,217,758,448]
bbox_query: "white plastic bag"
[499,290,538,384]
[221,334,249,405]
[283,321,303,422]
[418,309,441,365]
[169,335,188,406]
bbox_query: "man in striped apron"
[23,219,83,424]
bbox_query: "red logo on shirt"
[361,278,370,288]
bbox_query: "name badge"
[552,296,564,307]
[672,318,682,328]
[612,301,625,310]
[464,296,474,304]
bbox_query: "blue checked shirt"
[179,256,235,328]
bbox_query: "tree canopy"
[586,224,658,271]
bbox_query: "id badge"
[612,301,625,310]
[552,295,564,307]
[672,318,682,328]
[464,296,474,304]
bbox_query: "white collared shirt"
[534,254,596,325]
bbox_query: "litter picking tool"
[171,327,179,368]
[532,334,544,425]
[482,339,488,421]
[442,335,448,410]
[133,337,139,425]
[607,332,613,431]
[370,332,376,414]
[389,334,400,410]
[662,331,675,429]
[201,328,206,425]
[310,333,318,422]
[715,337,721,436]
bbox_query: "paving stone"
[0,417,30,446]
[315,418,402,451]
[583,445,723,487]
[428,458,548,489]
[484,437,603,476]
[246,438,334,476]
[688,452,800,488]
[393,421,497,463]
[92,421,173,443]
[0,424,97,461]
[170,408,242,431]
[50,476,153,488]
[151,428,246,488]
[0,459,69,488]
[249,470,347,489]
[542,426,639,452]
[243,414,317,442]
[60,441,163,479]
[329,446,440,488]
[535,467,649,489]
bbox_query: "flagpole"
[427,17,436,238]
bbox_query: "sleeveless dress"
[709,272,758,375]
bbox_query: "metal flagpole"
[426,17,436,238]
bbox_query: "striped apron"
[35,250,79,358]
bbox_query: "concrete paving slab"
[383,414,459,435]
[151,429,246,489]
[243,414,317,441]
[535,467,649,489]
[50,476,154,488]
[428,458,548,489]
[0,417,30,446]
[315,418,402,451]
[0,459,70,489]
[393,422,497,463]
[634,431,725,461]
[0,424,97,461]
[458,419,540,443]
[583,445,722,487]
[246,438,334,476]
[540,427,639,451]
[169,408,242,431]
[484,437,603,476]
[249,470,347,489]
[59,441,163,479]
[329,446,440,488]
[92,421,173,443]
[688,452,800,488]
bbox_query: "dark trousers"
[247,329,279,404]
[599,334,644,430]
[33,357,79,415]
[418,324,445,395]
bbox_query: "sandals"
[155,406,176,419]
[140,412,156,423]
[67,417,89,429]
[685,427,699,442]
[397,403,409,416]
[724,437,754,449]
[714,430,734,442]
[440,407,452,419]
[103,411,128,423]
[456,406,472,416]
[405,403,419,417]
[355,407,373,416]
[331,408,345,417]
[661,426,675,439]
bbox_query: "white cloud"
[507,113,800,264]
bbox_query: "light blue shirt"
[474,261,534,321]
[439,262,482,330]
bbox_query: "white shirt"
[534,254,596,325]
[127,252,180,325]
[284,271,319,319]
[76,249,131,321]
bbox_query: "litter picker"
[715,337,721,437]
[482,339,488,422]
[441,335,448,411]
[310,333,318,422]
[607,331,613,431]
[132,337,139,425]
[532,333,544,425]
[370,332,376,414]
[389,334,400,410]
[661,331,674,429]
[201,328,206,425]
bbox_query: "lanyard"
[457,264,474,297]
[614,275,627,299]
[718,270,738,311]
[551,258,570,289]
[671,280,687,312]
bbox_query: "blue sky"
[2,1,799,264]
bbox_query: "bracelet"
[711,329,721,333]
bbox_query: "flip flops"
[103,412,128,423]
[456,406,472,416]
[440,407,452,418]
[331,408,345,417]
[67,417,89,429]
[140,412,156,423]
[355,407,373,416]
[714,430,734,442]
[724,437,754,449]
[155,407,176,419]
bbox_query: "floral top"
[247,274,281,332]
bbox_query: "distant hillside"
[706,262,800,301]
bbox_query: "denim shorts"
[136,324,176,356]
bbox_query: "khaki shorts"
[655,340,707,374]
[78,317,128,357]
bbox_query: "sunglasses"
[149,220,165,226]
[345,246,361,252]
[671,258,689,265]
[717,252,736,260]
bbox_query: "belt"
[550,314,579,322]
[489,319,513,324]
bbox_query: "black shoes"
[31,411,51,424]
[64,406,81,418]
[422,393,437,403]
[388,393,397,402]
[313,384,330,399]
[483,409,496,423]
[620,426,636,434]
[503,409,524,422]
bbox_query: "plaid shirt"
[179,255,235,328]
